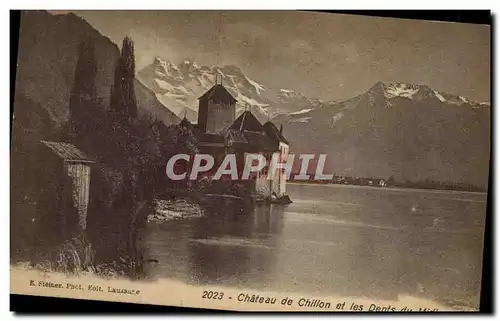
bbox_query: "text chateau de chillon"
[177,78,290,200]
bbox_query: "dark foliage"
[110,37,137,121]
[65,37,106,155]
[12,33,202,275]
[10,92,57,262]
[30,148,81,263]
[69,36,199,274]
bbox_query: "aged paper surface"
[11,10,490,312]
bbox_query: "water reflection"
[139,184,486,309]
[140,201,285,290]
[187,203,284,287]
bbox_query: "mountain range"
[273,81,490,187]
[137,55,490,187]
[13,11,491,188]
[137,56,323,122]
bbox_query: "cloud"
[224,21,270,41]
[289,39,314,52]
[128,29,180,69]
[325,42,361,64]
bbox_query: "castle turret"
[197,79,237,134]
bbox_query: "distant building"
[181,80,290,199]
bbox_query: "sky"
[60,10,490,103]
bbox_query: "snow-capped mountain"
[138,57,490,187]
[137,57,321,122]
[272,81,490,188]
[276,89,325,116]
[380,81,489,108]
[279,81,490,126]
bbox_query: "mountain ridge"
[139,56,489,123]
[14,10,180,131]
[272,80,490,188]
[138,54,490,187]
[137,56,323,122]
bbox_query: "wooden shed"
[38,140,94,231]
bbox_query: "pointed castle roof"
[198,84,237,105]
[179,116,192,128]
[229,110,263,132]
[263,121,289,145]
[225,111,277,151]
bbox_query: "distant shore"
[287,181,488,195]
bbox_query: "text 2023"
[202,291,224,300]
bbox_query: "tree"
[68,37,100,148]
[107,36,140,166]
[110,37,137,122]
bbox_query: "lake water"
[138,183,487,309]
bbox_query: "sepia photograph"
[10,10,490,312]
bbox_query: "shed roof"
[40,140,94,163]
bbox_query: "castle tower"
[197,77,237,134]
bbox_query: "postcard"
[10,10,490,312]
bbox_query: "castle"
[179,80,290,200]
